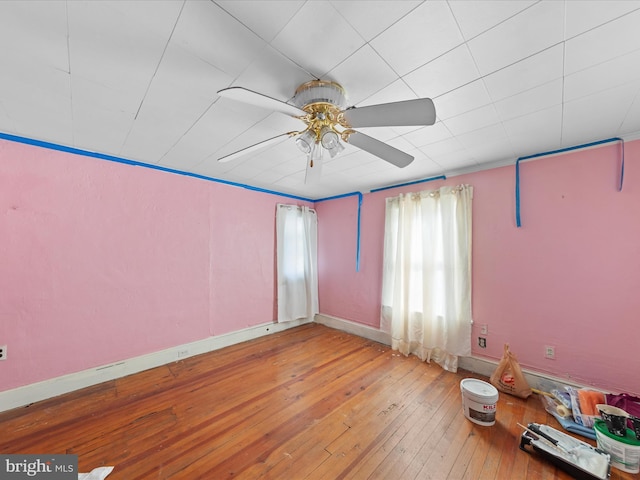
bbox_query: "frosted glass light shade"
[295,130,316,153]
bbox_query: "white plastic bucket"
[460,378,499,426]
[594,419,640,474]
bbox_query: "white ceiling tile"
[0,1,68,71]
[483,44,564,102]
[159,101,266,169]
[5,96,74,148]
[419,137,466,158]
[561,83,639,147]
[3,0,640,200]
[0,2,71,142]
[370,1,464,76]
[355,79,418,107]
[494,79,563,122]
[227,161,270,179]
[0,57,71,111]
[564,9,640,75]
[212,111,303,161]
[564,49,640,102]
[232,45,315,102]
[248,169,287,184]
[467,1,565,76]
[319,157,347,175]
[0,64,72,145]
[403,122,453,148]
[454,123,514,165]
[434,80,492,120]
[66,1,183,152]
[270,2,364,78]
[449,0,537,40]
[68,1,179,89]
[148,43,231,107]
[620,93,640,136]
[0,101,14,133]
[120,41,234,160]
[442,105,500,136]
[469,141,515,166]
[399,150,444,174]
[383,135,420,155]
[456,124,507,150]
[503,105,563,156]
[343,153,391,172]
[71,105,134,154]
[329,0,422,42]
[358,163,415,187]
[273,172,306,189]
[564,1,640,39]
[172,1,266,78]
[328,45,399,106]
[430,151,476,171]
[215,0,304,42]
[404,44,480,99]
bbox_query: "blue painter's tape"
[618,138,625,192]
[315,176,449,271]
[314,191,361,202]
[314,191,363,272]
[0,131,314,202]
[356,192,362,272]
[515,158,522,227]
[515,137,625,228]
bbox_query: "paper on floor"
[78,466,114,480]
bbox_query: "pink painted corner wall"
[317,140,640,395]
[0,139,309,392]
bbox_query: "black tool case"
[519,423,611,480]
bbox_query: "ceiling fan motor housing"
[293,80,348,109]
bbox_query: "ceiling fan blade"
[342,98,436,128]
[217,87,307,117]
[218,133,292,163]
[346,131,414,168]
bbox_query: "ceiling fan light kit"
[217,79,436,178]
[292,80,351,170]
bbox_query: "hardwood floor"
[0,323,634,479]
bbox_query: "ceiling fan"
[217,80,436,181]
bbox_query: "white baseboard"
[315,315,595,393]
[457,355,592,392]
[314,314,391,345]
[0,317,313,413]
[2,314,599,414]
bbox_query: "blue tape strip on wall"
[515,137,625,228]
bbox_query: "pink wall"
[0,139,310,391]
[318,140,639,396]
[2,135,638,397]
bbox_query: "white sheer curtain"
[276,204,318,322]
[380,185,473,372]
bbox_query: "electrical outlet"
[480,324,488,335]
[177,349,189,359]
[544,345,555,359]
[478,337,486,348]
[0,345,6,360]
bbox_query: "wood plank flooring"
[0,323,634,479]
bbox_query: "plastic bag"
[490,343,532,398]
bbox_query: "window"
[276,204,318,322]
[381,185,473,372]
